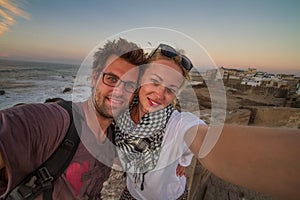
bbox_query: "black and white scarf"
[115,103,174,190]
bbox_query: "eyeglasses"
[101,72,137,93]
[148,43,193,71]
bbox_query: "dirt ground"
[101,166,125,199]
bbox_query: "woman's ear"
[172,97,181,112]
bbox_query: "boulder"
[62,87,72,93]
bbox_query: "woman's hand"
[176,164,186,177]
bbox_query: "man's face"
[92,55,139,119]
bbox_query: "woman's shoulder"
[170,110,206,125]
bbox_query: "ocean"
[0,59,83,110]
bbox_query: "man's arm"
[0,151,4,170]
[0,151,7,181]
[186,124,300,200]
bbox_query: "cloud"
[0,0,30,35]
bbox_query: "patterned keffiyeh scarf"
[115,103,174,190]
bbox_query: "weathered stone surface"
[225,109,251,125]
[187,158,275,200]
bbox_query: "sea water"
[0,59,85,110]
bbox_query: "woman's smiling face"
[138,59,184,114]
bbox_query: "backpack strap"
[6,100,81,200]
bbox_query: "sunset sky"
[0,0,299,75]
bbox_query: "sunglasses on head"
[148,43,194,71]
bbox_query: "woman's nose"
[155,85,166,99]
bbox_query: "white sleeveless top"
[126,110,206,200]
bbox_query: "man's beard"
[92,90,125,119]
[93,99,113,119]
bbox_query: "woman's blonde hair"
[146,49,191,82]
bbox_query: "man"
[0,38,146,199]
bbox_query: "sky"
[0,0,299,75]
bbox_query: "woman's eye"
[150,79,160,85]
[166,87,176,94]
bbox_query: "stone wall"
[227,84,290,98]
[248,107,300,128]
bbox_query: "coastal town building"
[195,66,299,94]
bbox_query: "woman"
[114,43,207,199]
[115,44,300,200]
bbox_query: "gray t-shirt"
[0,102,115,199]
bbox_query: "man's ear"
[92,71,99,87]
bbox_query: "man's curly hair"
[92,38,146,73]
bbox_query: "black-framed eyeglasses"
[148,43,194,71]
[101,72,137,93]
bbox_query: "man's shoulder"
[0,102,67,121]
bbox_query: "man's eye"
[107,76,118,83]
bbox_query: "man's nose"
[113,81,126,95]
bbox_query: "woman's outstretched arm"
[185,124,300,200]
